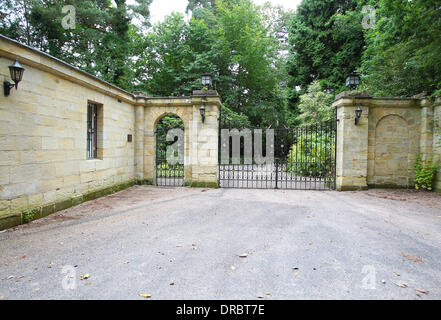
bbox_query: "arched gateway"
[155,115,185,186]
[135,92,221,188]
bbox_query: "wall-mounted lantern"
[4,59,25,96]
[201,74,212,89]
[355,106,363,125]
[200,105,206,123]
[346,72,360,91]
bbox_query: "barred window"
[87,102,98,159]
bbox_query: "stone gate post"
[188,91,221,188]
[333,92,371,191]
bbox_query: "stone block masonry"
[0,35,220,230]
[334,92,440,192]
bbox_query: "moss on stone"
[22,208,42,224]
[0,215,22,231]
[1,180,137,231]
[189,181,218,188]
[136,179,153,185]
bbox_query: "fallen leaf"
[294,272,299,277]
[6,275,15,280]
[394,282,408,288]
[123,261,130,264]
[393,272,400,277]
[236,253,248,258]
[257,295,264,299]
[265,292,271,296]
[381,280,386,284]
[169,282,175,286]
[80,274,90,280]
[139,293,152,298]
[60,242,64,246]
[48,262,54,268]
[176,244,184,247]
[231,265,236,270]
[416,289,429,294]
[402,253,424,263]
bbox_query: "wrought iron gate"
[155,127,184,187]
[218,114,337,190]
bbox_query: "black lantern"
[355,106,363,125]
[201,74,212,89]
[346,72,360,91]
[200,105,206,123]
[4,59,25,96]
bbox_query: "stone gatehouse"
[0,35,220,230]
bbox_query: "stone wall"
[334,92,440,192]
[0,35,220,230]
[0,37,138,230]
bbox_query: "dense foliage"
[286,131,335,178]
[0,0,151,91]
[296,81,335,126]
[360,0,441,98]
[287,0,364,100]
[1,0,440,126]
[136,0,290,127]
[414,156,439,191]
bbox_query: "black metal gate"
[218,114,337,190]
[155,127,184,187]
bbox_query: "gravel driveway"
[0,186,440,300]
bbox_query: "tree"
[186,0,216,13]
[360,0,441,97]
[136,0,288,127]
[0,0,152,91]
[287,0,364,108]
[297,81,334,126]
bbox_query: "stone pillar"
[433,97,441,193]
[134,103,145,182]
[188,92,221,187]
[333,92,371,191]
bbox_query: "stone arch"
[153,111,189,132]
[140,96,221,187]
[143,104,192,185]
[373,114,410,187]
[154,114,186,186]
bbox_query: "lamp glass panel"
[9,67,23,83]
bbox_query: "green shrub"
[286,132,335,178]
[414,156,439,191]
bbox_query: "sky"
[146,0,302,23]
